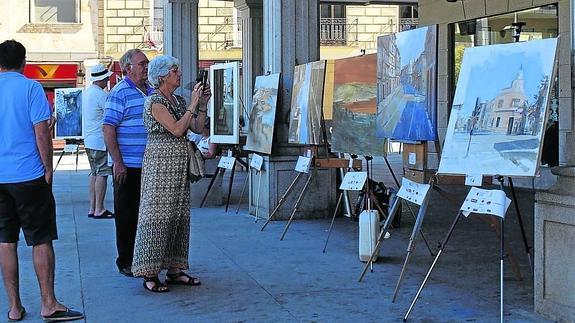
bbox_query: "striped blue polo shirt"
[103,77,152,168]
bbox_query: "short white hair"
[147,55,180,88]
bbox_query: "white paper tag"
[408,152,416,165]
[227,150,233,157]
[460,187,511,219]
[218,156,235,170]
[63,144,79,153]
[465,174,483,186]
[306,149,312,158]
[397,177,431,206]
[295,156,311,173]
[339,172,368,191]
[348,158,354,169]
[250,153,263,171]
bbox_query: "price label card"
[348,158,354,169]
[461,187,511,219]
[250,153,263,171]
[397,177,431,206]
[306,149,312,158]
[64,144,79,153]
[218,156,235,170]
[339,172,367,191]
[227,150,233,157]
[294,156,311,173]
[465,174,483,186]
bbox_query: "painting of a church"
[439,38,557,177]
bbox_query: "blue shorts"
[0,176,58,246]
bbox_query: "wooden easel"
[54,138,83,172]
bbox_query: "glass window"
[31,0,80,23]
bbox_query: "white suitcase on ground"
[359,210,380,262]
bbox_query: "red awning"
[24,64,78,83]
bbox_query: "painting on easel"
[331,53,384,156]
[209,61,240,144]
[245,73,281,154]
[376,25,437,142]
[438,38,558,177]
[55,87,83,139]
[288,60,326,145]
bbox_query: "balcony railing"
[399,18,419,31]
[320,18,358,46]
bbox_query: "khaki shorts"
[86,148,112,176]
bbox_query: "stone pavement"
[0,152,550,322]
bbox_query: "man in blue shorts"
[103,49,151,277]
[0,40,83,322]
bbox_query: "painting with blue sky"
[376,25,437,142]
[55,87,83,139]
[245,73,280,154]
[288,61,326,145]
[438,38,558,177]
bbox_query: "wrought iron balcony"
[320,18,358,46]
[399,18,419,31]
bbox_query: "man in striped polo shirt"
[103,49,152,277]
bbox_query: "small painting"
[288,60,326,145]
[438,38,558,177]
[245,73,280,154]
[376,26,437,142]
[331,53,384,156]
[210,62,240,144]
[55,87,83,139]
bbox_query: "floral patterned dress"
[132,93,191,277]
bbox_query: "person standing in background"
[103,49,152,278]
[83,64,114,219]
[0,39,84,322]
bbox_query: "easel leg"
[280,171,314,240]
[261,172,303,231]
[200,167,221,208]
[383,156,434,256]
[500,216,505,323]
[254,170,262,222]
[75,146,80,172]
[392,197,431,302]
[235,167,249,214]
[403,212,462,322]
[54,150,65,172]
[323,192,343,253]
[358,197,401,282]
[507,177,533,271]
[224,162,237,212]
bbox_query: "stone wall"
[346,5,398,53]
[104,0,151,59]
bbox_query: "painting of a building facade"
[288,61,326,145]
[376,25,437,142]
[439,38,557,177]
[245,73,280,154]
[331,54,384,156]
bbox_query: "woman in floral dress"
[132,55,210,292]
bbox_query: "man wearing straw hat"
[83,63,114,219]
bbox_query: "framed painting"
[55,87,83,139]
[376,25,438,142]
[331,53,385,156]
[209,61,240,144]
[245,73,281,154]
[288,60,326,145]
[438,38,558,177]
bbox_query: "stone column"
[164,0,199,101]
[534,0,575,321]
[234,0,264,131]
[248,0,337,220]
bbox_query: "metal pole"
[507,177,532,271]
[255,170,262,222]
